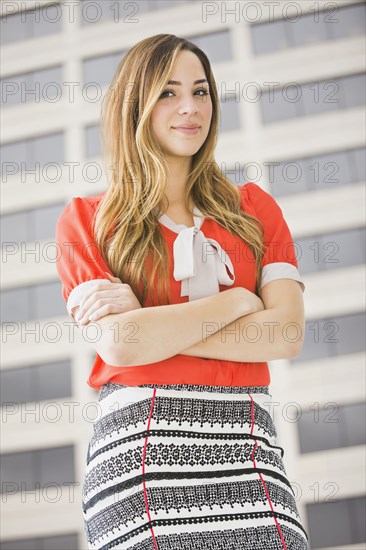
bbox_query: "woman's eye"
[159,88,209,99]
[196,88,209,96]
[160,90,174,99]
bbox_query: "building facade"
[1,1,365,548]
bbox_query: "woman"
[56,34,309,550]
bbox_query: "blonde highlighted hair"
[93,33,265,306]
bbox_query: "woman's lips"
[172,126,201,135]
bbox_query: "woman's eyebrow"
[167,79,208,85]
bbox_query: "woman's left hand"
[75,272,142,325]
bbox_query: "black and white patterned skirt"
[82,382,309,550]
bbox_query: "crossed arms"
[72,279,305,367]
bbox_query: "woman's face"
[150,50,213,161]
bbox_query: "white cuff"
[67,279,111,318]
[261,262,305,293]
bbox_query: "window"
[80,0,194,26]
[0,533,79,550]
[292,312,366,363]
[297,401,366,453]
[260,73,366,125]
[85,124,102,158]
[0,446,75,494]
[260,84,300,123]
[80,0,115,25]
[0,3,62,45]
[266,147,365,197]
[83,51,125,87]
[328,2,366,40]
[1,281,67,323]
[1,65,63,108]
[251,18,289,55]
[220,97,241,132]
[306,495,366,548]
[0,360,72,405]
[1,203,65,246]
[296,226,366,275]
[1,132,64,177]
[340,72,366,109]
[187,30,233,64]
[251,3,366,55]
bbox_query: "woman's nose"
[178,96,199,115]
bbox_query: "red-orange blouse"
[55,182,305,391]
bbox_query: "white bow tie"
[158,206,235,301]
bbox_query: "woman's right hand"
[74,273,142,325]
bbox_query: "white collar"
[158,206,235,301]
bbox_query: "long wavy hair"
[93,33,265,307]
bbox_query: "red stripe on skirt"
[248,392,288,550]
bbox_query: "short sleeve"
[243,182,305,293]
[55,197,114,320]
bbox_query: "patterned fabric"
[82,382,309,550]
